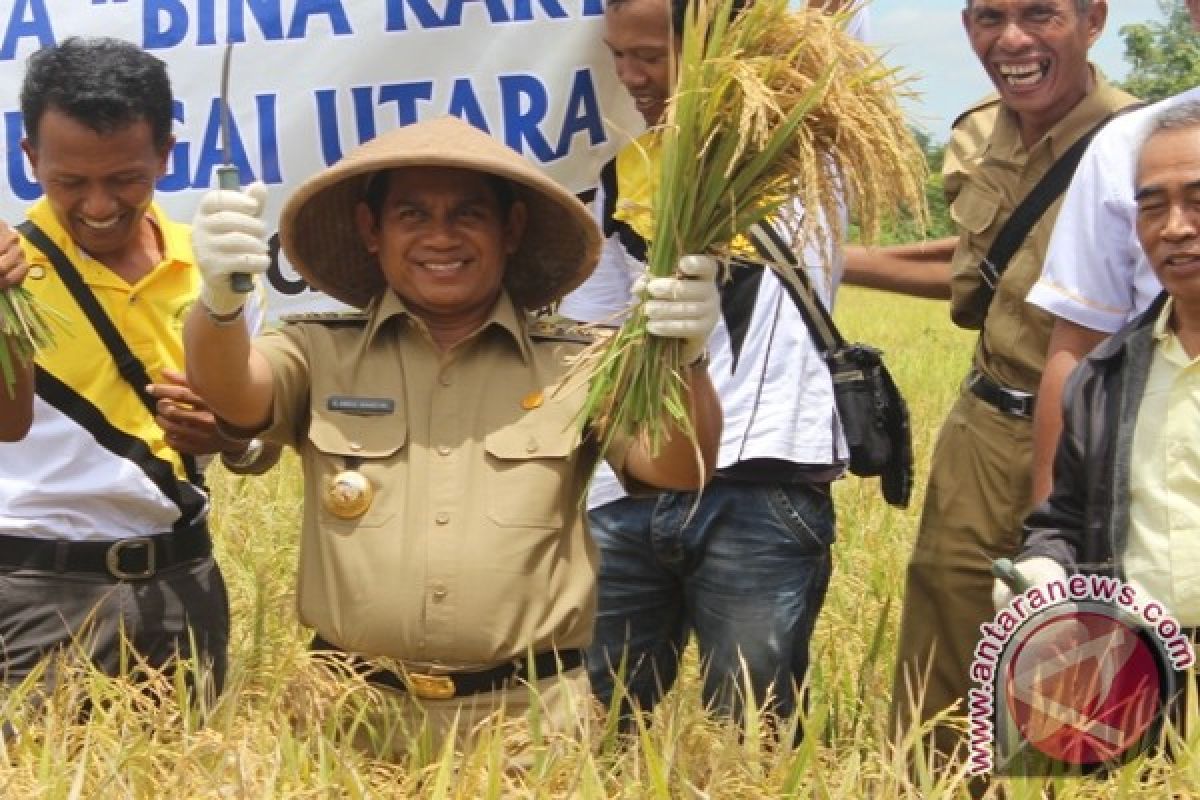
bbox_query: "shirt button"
[437,445,451,456]
[525,438,538,453]
[439,373,452,387]
[432,586,447,601]
[349,442,363,452]
[435,512,449,525]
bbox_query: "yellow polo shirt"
[0,198,210,542]
[23,198,199,480]
[1125,299,1200,625]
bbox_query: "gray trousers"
[0,556,230,695]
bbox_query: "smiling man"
[885,0,1139,767]
[1006,102,1200,733]
[0,37,275,698]
[182,116,722,753]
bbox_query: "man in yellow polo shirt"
[1003,100,1200,653]
[0,37,272,696]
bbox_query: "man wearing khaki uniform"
[180,116,722,751]
[845,0,1136,762]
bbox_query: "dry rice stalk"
[582,0,927,453]
[0,286,60,398]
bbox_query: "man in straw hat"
[182,115,722,750]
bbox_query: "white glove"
[192,182,270,316]
[640,254,720,365]
[992,556,1067,611]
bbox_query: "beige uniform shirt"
[257,290,628,669]
[944,74,1136,393]
[1125,299,1200,625]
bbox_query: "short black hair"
[20,36,175,150]
[361,168,517,223]
[608,0,747,36]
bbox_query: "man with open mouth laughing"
[869,0,1142,776]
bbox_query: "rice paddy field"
[4,287,1200,798]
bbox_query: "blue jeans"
[586,477,835,726]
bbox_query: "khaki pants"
[890,390,1033,761]
[342,665,595,761]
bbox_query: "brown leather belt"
[310,634,584,700]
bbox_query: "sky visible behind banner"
[870,0,1162,142]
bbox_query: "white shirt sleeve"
[557,176,640,323]
[558,236,638,324]
[844,4,871,43]
[1026,91,1200,332]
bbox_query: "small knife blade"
[217,42,253,294]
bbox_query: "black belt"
[967,370,1035,419]
[0,522,211,580]
[716,458,840,485]
[311,634,584,700]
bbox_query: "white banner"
[0,0,643,316]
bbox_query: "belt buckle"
[1009,389,1035,418]
[405,672,456,700]
[105,537,156,580]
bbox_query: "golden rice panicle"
[738,2,928,253]
[580,0,928,450]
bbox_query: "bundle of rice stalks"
[581,0,927,452]
[0,286,59,397]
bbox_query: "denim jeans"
[586,477,835,726]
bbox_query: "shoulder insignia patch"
[951,93,1002,131]
[280,311,369,325]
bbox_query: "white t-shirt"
[560,191,848,509]
[1027,87,1200,332]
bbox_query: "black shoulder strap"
[745,220,845,360]
[18,219,203,486]
[978,102,1145,289]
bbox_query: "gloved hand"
[192,182,270,317]
[640,254,720,365]
[992,556,1067,611]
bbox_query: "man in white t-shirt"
[560,0,866,732]
[1028,1,1200,504]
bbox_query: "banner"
[0,0,643,316]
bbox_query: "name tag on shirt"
[327,395,395,415]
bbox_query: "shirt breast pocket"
[949,186,1004,328]
[483,424,577,529]
[307,411,407,529]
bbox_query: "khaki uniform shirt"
[257,290,629,669]
[944,73,1136,393]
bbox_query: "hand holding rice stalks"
[0,232,59,398]
[582,0,928,452]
